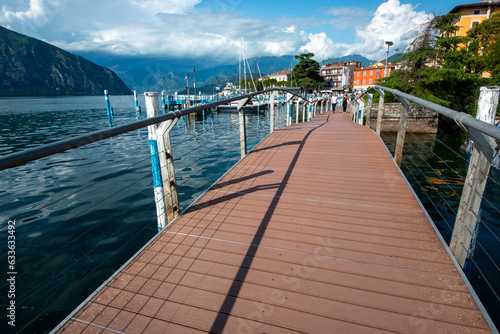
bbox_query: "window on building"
[363,71,366,76]
[377,70,380,76]
[362,79,365,84]
[357,72,360,77]
[369,79,372,84]
[370,71,373,76]
[473,9,481,15]
[471,21,480,28]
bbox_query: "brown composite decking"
[56,111,494,333]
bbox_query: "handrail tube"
[0,87,308,171]
[370,85,500,140]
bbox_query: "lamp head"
[385,41,393,47]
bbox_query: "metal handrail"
[355,85,500,140]
[0,87,310,171]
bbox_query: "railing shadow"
[209,113,331,333]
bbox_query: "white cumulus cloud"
[128,0,201,14]
[346,0,432,59]
[0,0,64,35]
[299,32,338,60]
[0,0,435,66]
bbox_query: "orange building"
[353,62,395,91]
[448,0,500,37]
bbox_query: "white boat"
[217,98,268,112]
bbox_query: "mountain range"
[1,25,399,97]
[81,52,378,95]
[0,26,131,97]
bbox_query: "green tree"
[467,12,500,78]
[383,13,490,115]
[263,78,277,88]
[276,80,291,87]
[292,53,325,92]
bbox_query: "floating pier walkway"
[55,111,494,333]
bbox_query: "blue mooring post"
[104,90,114,126]
[134,90,141,120]
[166,95,171,111]
[161,91,167,113]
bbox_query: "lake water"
[0,95,285,333]
[381,131,500,327]
[0,97,498,332]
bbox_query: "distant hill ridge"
[0,26,131,97]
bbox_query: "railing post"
[450,86,500,269]
[302,100,306,122]
[357,99,365,125]
[374,88,385,136]
[350,100,355,121]
[145,92,167,230]
[366,93,373,129]
[286,93,293,126]
[270,92,277,133]
[238,98,249,159]
[296,99,300,124]
[156,118,180,227]
[394,95,410,166]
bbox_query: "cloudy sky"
[1,0,459,65]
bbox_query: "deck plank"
[56,112,493,333]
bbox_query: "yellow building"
[449,0,500,36]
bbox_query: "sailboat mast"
[238,39,241,93]
[255,58,258,91]
[243,37,247,91]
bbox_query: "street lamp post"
[384,41,393,78]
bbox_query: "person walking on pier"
[332,94,337,113]
[342,93,348,113]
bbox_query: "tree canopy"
[292,53,325,91]
[383,12,500,116]
[468,12,500,79]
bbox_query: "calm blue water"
[0,95,286,333]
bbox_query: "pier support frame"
[302,101,307,122]
[296,99,300,124]
[357,99,365,125]
[394,95,410,166]
[269,92,277,134]
[238,97,251,159]
[450,87,500,269]
[374,88,385,136]
[145,92,180,231]
[365,93,373,129]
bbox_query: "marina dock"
[54,111,494,333]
